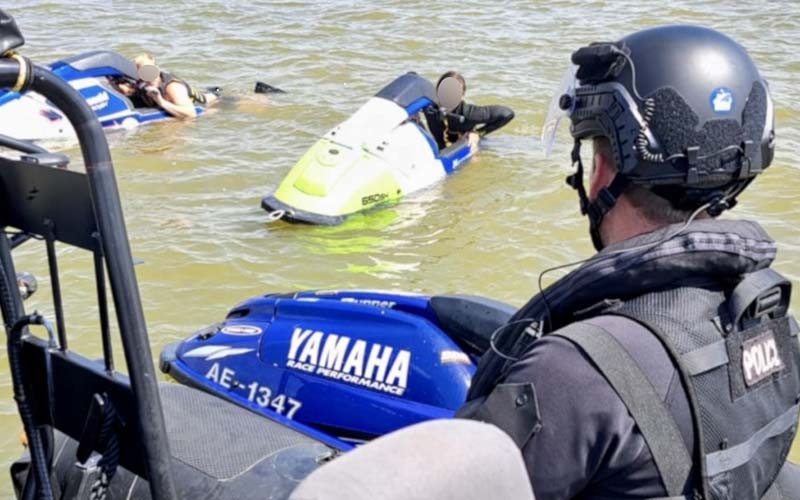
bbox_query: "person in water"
[458,25,800,499]
[116,53,217,119]
[424,71,514,150]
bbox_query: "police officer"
[458,25,800,499]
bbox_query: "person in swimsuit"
[116,53,217,119]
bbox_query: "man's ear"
[588,150,616,201]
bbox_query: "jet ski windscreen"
[374,72,437,110]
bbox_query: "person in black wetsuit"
[115,53,217,119]
[424,71,514,150]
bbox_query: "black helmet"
[556,25,774,249]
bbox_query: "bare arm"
[149,82,197,119]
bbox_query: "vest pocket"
[470,382,542,448]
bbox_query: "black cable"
[612,46,751,173]
[1,237,56,499]
[537,201,712,327]
[488,200,714,362]
[88,397,121,500]
[3,295,54,499]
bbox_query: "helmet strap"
[566,140,630,251]
[566,140,590,214]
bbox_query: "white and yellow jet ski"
[261,72,474,225]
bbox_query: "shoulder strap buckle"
[728,269,791,330]
[752,287,783,318]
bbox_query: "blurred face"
[136,64,160,84]
[437,77,465,112]
[133,54,159,84]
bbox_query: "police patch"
[741,331,784,387]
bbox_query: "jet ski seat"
[12,383,337,499]
[430,294,516,354]
[59,50,138,79]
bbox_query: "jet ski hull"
[261,194,346,225]
[0,50,205,141]
[263,73,474,225]
[160,290,509,443]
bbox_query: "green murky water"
[1,0,799,495]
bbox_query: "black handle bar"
[438,108,466,124]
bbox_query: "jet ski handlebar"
[438,108,466,124]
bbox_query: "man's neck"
[599,196,665,247]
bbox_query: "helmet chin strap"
[566,139,629,251]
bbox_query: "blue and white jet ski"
[0,50,206,141]
[261,72,475,225]
[160,290,515,442]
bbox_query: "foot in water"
[254,81,286,94]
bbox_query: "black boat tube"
[0,58,178,499]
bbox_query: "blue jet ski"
[0,50,208,141]
[161,290,515,442]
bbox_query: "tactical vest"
[554,270,800,499]
[465,220,800,499]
